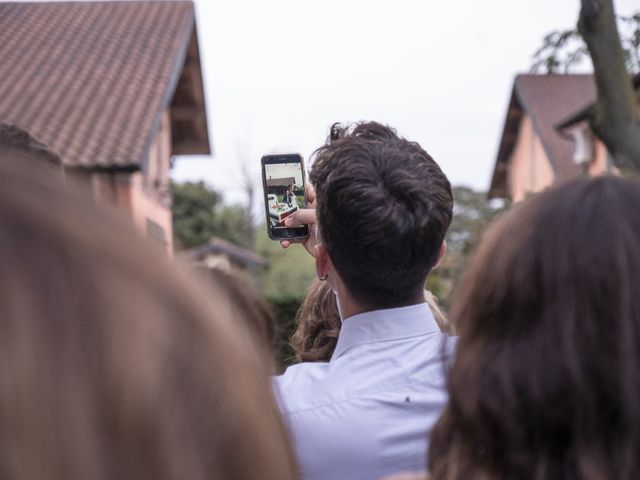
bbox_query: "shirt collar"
[330,303,440,361]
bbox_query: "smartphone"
[261,153,310,241]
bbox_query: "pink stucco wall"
[586,140,611,177]
[126,111,174,254]
[127,172,173,253]
[507,115,555,203]
[74,110,174,255]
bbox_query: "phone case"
[261,154,310,241]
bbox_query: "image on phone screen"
[262,154,309,240]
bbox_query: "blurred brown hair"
[429,176,640,480]
[0,155,296,480]
[205,267,279,369]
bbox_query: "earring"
[319,274,328,281]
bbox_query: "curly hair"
[290,278,341,362]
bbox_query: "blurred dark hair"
[429,176,640,480]
[291,278,341,362]
[309,122,452,308]
[0,123,62,168]
[0,155,296,480]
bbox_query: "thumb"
[284,208,316,227]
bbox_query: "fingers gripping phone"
[261,153,310,241]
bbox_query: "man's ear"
[314,243,332,281]
[431,240,447,270]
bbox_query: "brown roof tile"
[0,1,198,168]
[556,72,640,129]
[515,74,596,178]
[489,74,596,198]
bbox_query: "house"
[0,1,210,252]
[266,177,296,195]
[182,237,269,274]
[556,73,640,156]
[489,74,611,201]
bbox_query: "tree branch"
[579,0,640,170]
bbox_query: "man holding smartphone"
[274,122,455,480]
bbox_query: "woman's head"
[0,156,296,480]
[429,176,640,479]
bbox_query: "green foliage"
[447,187,508,256]
[255,226,316,300]
[216,204,255,247]
[427,186,508,310]
[269,296,303,371]
[255,227,316,369]
[531,12,640,74]
[171,181,254,250]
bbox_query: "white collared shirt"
[274,303,455,480]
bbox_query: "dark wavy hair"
[429,176,640,480]
[309,122,452,308]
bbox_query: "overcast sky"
[265,162,304,186]
[172,0,637,209]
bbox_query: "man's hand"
[280,184,318,257]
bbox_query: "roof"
[556,72,640,130]
[0,1,210,169]
[489,74,596,199]
[184,237,269,270]
[266,177,296,187]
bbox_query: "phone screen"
[261,154,310,240]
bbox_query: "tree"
[531,3,640,171]
[531,12,639,74]
[171,180,254,249]
[426,187,507,309]
[578,1,640,171]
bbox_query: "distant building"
[266,177,296,187]
[488,74,638,202]
[266,177,296,195]
[183,237,269,274]
[0,1,210,252]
